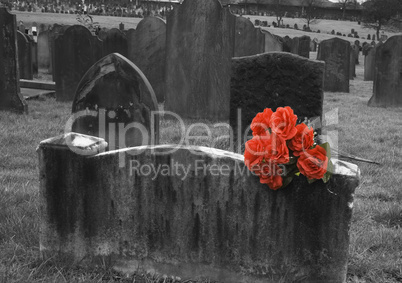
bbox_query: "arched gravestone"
[282,35,292,52]
[368,35,402,107]
[17,31,33,80]
[349,45,356,80]
[72,53,159,149]
[48,24,67,79]
[127,16,166,103]
[262,30,282,52]
[291,35,310,58]
[165,0,236,121]
[102,28,128,57]
[230,52,324,147]
[0,8,27,113]
[317,37,350,93]
[38,30,50,69]
[97,28,108,41]
[234,16,264,57]
[55,25,103,101]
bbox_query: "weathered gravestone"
[291,35,310,58]
[165,0,236,121]
[317,37,350,93]
[127,16,166,103]
[55,25,102,101]
[16,30,33,79]
[30,36,38,76]
[97,28,108,41]
[364,46,375,81]
[48,24,67,79]
[230,52,324,147]
[261,30,282,52]
[349,45,356,80]
[282,35,292,52]
[102,28,128,57]
[368,35,402,107]
[71,53,159,149]
[38,134,360,283]
[0,8,27,113]
[234,16,264,57]
[37,30,50,69]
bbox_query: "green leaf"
[322,160,334,183]
[281,175,295,189]
[307,177,317,184]
[295,172,301,176]
[319,142,331,160]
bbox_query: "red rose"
[288,123,315,157]
[257,163,283,190]
[251,108,273,136]
[244,136,267,170]
[297,145,328,180]
[269,106,298,140]
[267,133,289,164]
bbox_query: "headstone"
[367,34,371,40]
[368,35,402,107]
[230,52,324,147]
[38,30,50,69]
[29,36,38,76]
[352,42,360,64]
[54,25,103,101]
[119,22,124,31]
[72,53,159,148]
[127,16,166,103]
[349,45,356,80]
[262,30,282,52]
[18,21,25,33]
[0,8,28,113]
[165,0,236,121]
[234,16,264,57]
[16,31,33,80]
[372,34,375,41]
[254,19,260,26]
[363,46,375,81]
[317,37,350,93]
[291,35,310,58]
[102,28,128,57]
[39,134,359,283]
[97,28,108,41]
[282,35,292,52]
[48,24,67,79]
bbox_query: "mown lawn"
[1,55,402,282]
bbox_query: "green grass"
[1,56,402,283]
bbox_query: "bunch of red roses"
[244,106,332,190]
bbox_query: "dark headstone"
[38,30,50,69]
[48,24,67,79]
[119,22,124,31]
[127,16,166,103]
[317,37,350,93]
[349,46,356,80]
[17,31,33,80]
[291,35,310,58]
[234,16,264,57]
[0,8,27,113]
[230,52,324,147]
[282,35,292,52]
[254,19,260,26]
[55,25,103,101]
[363,46,375,81]
[368,36,402,107]
[72,53,159,148]
[372,34,375,41]
[102,28,128,57]
[97,28,108,41]
[165,0,236,121]
[367,34,371,40]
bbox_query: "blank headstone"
[234,16,264,57]
[48,24,67,80]
[127,16,166,103]
[102,28,128,57]
[364,46,375,81]
[16,31,33,80]
[349,45,356,80]
[165,0,236,121]
[230,52,324,146]
[54,25,103,101]
[282,35,292,52]
[72,53,159,148]
[368,35,402,107]
[291,35,310,58]
[262,30,282,52]
[0,8,27,113]
[38,30,50,69]
[317,37,350,93]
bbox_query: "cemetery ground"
[1,59,402,282]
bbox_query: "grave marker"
[165,0,236,120]
[102,28,128,57]
[317,37,350,93]
[54,25,102,101]
[368,35,402,107]
[0,8,27,113]
[230,52,324,147]
[234,16,264,57]
[72,53,159,148]
[38,30,50,69]
[127,16,166,103]
[16,31,33,80]
[291,35,310,58]
[39,134,359,283]
[261,30,282,52]
[364,46,375,81]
